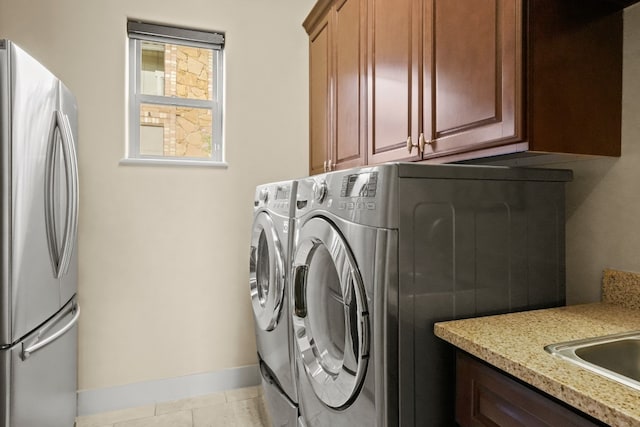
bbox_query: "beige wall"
[4,0,639,393]
[550,4,640,305]
[0,0,314,390]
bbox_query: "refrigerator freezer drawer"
[0,297,78,427]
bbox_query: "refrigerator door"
[1,42,63,345]
[0,297,79,427]
[0,41,10,349]
[57,81,79,306]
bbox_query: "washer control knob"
[259,188,269,204]
[313,180,328,203]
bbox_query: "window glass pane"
[141,42,165,96]
[140,103,213,158]
[140,125,164,155]
[140,41,214,101]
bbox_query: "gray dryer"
[291,163,571,427]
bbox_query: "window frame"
[123,21,226,167]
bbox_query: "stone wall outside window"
[140,44,214,158]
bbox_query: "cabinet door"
[367,0,422,164]
[422,0,523,159]
[309,16,331,175]
[332,0,366,170]
[456,351,601,427]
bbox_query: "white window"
[125,20,225,166]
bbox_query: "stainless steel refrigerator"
[0,40,79,427]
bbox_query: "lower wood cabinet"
[456,351,604,427]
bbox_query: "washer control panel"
[255,182,295,217]
[271,184,293,212]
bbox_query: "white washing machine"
[250,180,298,426]
[291,163,572,427]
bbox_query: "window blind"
[127,20,225,47]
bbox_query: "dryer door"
[292,217,369,410]
[250,211,285,331]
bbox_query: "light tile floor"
[75,386,270,427]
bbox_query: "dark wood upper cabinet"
[305,0,628,173]
[304,0,366,174]
[423,0,522,160]
[308,13,330,175]
[367,0,422,164]
[604,0,640,8]
[367,0,523,163]
[523,0,623,160]
[334,0,366,170]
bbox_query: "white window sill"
[119,158,229,168]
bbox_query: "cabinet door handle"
[419,133,432,153]
[407,135,424,154]
[406,136,414,153]
[328,159,333,171]
[323,160,327,172]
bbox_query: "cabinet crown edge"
[303,0,333,34]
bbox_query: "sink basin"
[545,331,640,391]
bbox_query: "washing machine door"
[249,211,285,331]
[292,217,369,410]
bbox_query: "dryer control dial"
[259,188,269,204]
[313,180,328,203]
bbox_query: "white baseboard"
[77,364,260,416]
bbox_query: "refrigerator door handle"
[44,111,61,276]
[57,110,78,278]
[21,301,80,360]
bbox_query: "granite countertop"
[434,269,640,426]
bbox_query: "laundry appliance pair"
[250,163,571,427]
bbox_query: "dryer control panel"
[340,172,378,198]
[295,165,399,229]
